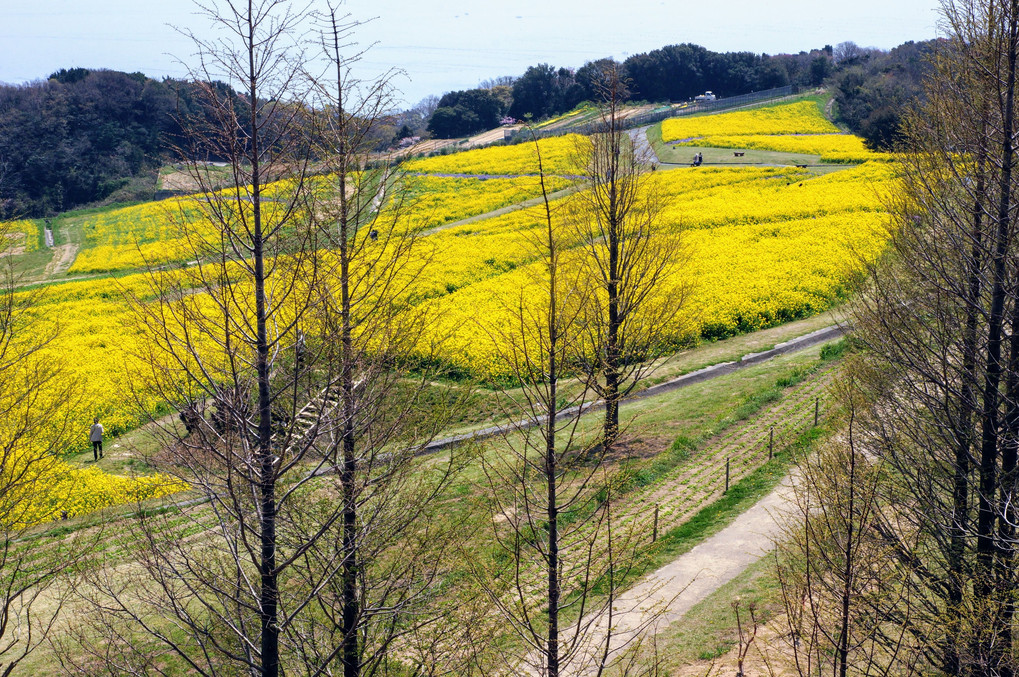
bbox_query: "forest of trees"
[0,69,203,218]
[830,39,935,149]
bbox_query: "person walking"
[90,417,104,461]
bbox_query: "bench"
[733,151,745,157]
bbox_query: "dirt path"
[42,242,78,278]
[629,126,657,166]
[562,478,796,675]
[519,359,835,675]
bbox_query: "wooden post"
[814,397,819,426]
[725,458,730,494]
[653,504,659,543]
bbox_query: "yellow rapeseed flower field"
[392,174,574,233]
[68,175,573,273]
[401,135,586,176]
[5,456,187,528]
[4,272,191,527]
[670,132,895,162]
[10,99,897,522]
[1,219,41,252]
[406,162,896,379]
[662,100,840,141]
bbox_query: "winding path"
[520,332,839,675]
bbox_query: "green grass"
[652,136,821,169]
[619,344,826,444]
[820,336,854,361]
[431,311,844,441]
[157,162,234,190]
[634,426,821,575]
[562,423,825,616]
[659,550,783,668]
[9,248,53,279]
[611,355,824,499]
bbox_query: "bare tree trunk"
[603,100,622,448]
[977,10,1019,674]
[946,124,986,675]
[337,140,360,677]
[243,5,279,671]
[542,149,561,677]
[474,129,618,675]
[837,409,856,677]
[331,36,360,677]
[573,65,683,452]
[306,7,462,674]
[998,16,1019,672]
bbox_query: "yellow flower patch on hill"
[662,100,840,141]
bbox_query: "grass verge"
[635,426,820,574]
[573,424,825,608]
[659,550,782,666]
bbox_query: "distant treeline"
[425,44,836,139]
[0,39,935,218]
[829,40,935,149]
[425,39,937,149]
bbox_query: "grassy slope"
[16,338,839,674]
[432,307,844,439]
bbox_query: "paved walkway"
[422,324,844,454]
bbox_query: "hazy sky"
[1,0,942,108]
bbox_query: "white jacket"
[90,423,103,443]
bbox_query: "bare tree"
[283,5,465,676]
[570,66,685,449]
[774,369,912,677]
[49,2,456,676]
[844,0,1019,672]
[731,599,758,677]
[70,2,319,673]
[470,132,655,677]
[833,41,870,65]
